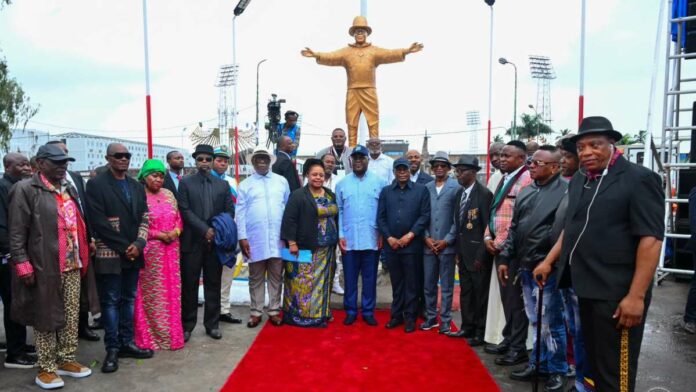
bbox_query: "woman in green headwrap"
[134,159,185,350]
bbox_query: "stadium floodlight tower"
[216,64,238,145]
[528,55,556,125]
[466,110,481,153]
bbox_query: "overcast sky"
[0,0,664,156]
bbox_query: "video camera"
[265,94,286,147]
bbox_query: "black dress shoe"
[484,342,510,355]
[467,336,486,347]
[78,327,101,341]
[4,352,37,369]
[445,330,469,338]
[544,374,565,392]
[343,314,357,325]
[363,315,378,326]
[220,313,243,324]
[118,343,154,359]
[183,331,191,342]
[101,350,119,373]
[206,328,222,340]
[404,320,416,333]
[510,365,549,381]
[495,350,528,366]
[385,318,404,329]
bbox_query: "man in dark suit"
[535,117,664,392]
[272,135,301,192]
[0,153,35,369]
[178,144,235,341]
[46,140,101,342]
[163,150,185,197]
[447,156,492,345]
[86,143,153,373]
[377,158,431,333]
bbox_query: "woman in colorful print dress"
[281,159,339,327]
[134,159,184,350]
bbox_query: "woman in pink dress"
[134,159,184,350]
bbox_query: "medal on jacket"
[466,222,473,230]
[466,209,477,230]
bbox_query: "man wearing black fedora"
[535,116,664,392]
[447,155,493,345]
[178,144,235,341]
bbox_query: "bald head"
[279,136,295,154]
[526,141,540,157]
[405,150,422,174]
[3,153,32,179]
[106,143,126,156]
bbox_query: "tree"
[0,58,39,151]
[506,113,553,140]
[493,134,504,143]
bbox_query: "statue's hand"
[408,42,424,54]
[301,47,316,58]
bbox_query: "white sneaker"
[332,281,344,295]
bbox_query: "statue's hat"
[349,16,372,36]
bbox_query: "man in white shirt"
[366,137,394,184]
[236,147,290,328]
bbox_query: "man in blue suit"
[421,151,460,333]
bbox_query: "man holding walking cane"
[497,145,568,391]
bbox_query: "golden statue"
[302,16,423,147]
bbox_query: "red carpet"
[221,310,499,392]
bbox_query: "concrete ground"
[1,273,695,392]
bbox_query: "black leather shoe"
[363,315,378,326]
[495,350,528,366]
[78,327,101,341]
[343,314,357,326]
[385,318,404,329]
[206,328,222,340]
[510,365,549,381]
[220,313,243,324]
[404,320,416,333]
[118,343,154,359]
[467,336,486,347]
[445,329,470,338]
[484,342,510,355]
[101,350,119,373]
[3,352,37,369]
[544,374,565,392]
[183,331,191,342]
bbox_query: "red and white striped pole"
[485,1,495,182]
[578,0,586,125]
[142,0,154,158]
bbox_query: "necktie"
[459,190,469,223]
[202,177,213,220]
[177,174,182,181]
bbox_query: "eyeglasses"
[528,159,558,167]
[108,152,132,160]
[432,163,450,169]
[455,167,475,174]
[196,156,213,162]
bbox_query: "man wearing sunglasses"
[497,146,569,391]
[178,144,235,341]
[421,152,459,334]
[86,143,152,373]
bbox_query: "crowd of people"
[0,116,666,392]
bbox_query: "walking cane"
[533,274,544,392]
